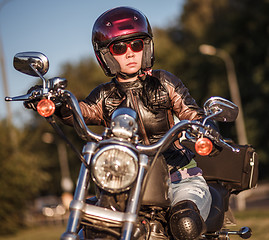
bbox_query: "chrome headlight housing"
[91,145,138,193]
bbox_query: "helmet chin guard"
[142,37,154,70]
[99,48,121,76]
[92,7,154,77]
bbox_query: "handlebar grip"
[203,126,240,153]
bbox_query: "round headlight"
[91,145,138,193]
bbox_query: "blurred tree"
[60,58,105,99]
[0,58,105,233]
[153,28,186,74]
[0,120,49,234]
[166,0,269,178]
[21,115,88,196]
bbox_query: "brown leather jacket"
[59,69,205,170]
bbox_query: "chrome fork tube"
[121,154,149,240]
[61,142,97,240]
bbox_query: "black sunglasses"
[109,39,144,55]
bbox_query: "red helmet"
[92,6,154,77]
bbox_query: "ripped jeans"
[170,172,212,221]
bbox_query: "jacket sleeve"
[56,85,105,126]
[160,70,205,121]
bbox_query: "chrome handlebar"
[5,87,240,154]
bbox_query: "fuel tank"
[141,155,171,207]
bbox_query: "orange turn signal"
[195,137,213,156]
[37,99,55,117]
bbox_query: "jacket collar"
[113,77,144,91]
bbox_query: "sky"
[0,0,185,126]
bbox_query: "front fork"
[61,143,150,240]
[61,142,97,240]
[121,154,149,240]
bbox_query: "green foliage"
[153,28,186,74]
[0,120,50,234]
[166,0,269,178]
[60,58,107,99]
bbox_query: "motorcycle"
[5,51,254,240]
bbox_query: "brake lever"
[218,138,240,153]
[5,87,48,102]
[5,93,33,102]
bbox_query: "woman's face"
[110,39,143,76]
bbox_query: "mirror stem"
[29,63,48,91]
[202,109,223,125]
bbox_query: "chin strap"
[117,68,152,80]
[117,70,140,79]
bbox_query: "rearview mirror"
[13,52,49,77]
[203,96,239,122]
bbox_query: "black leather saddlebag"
[182,140,259,193]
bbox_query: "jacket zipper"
[129,89,150,145]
